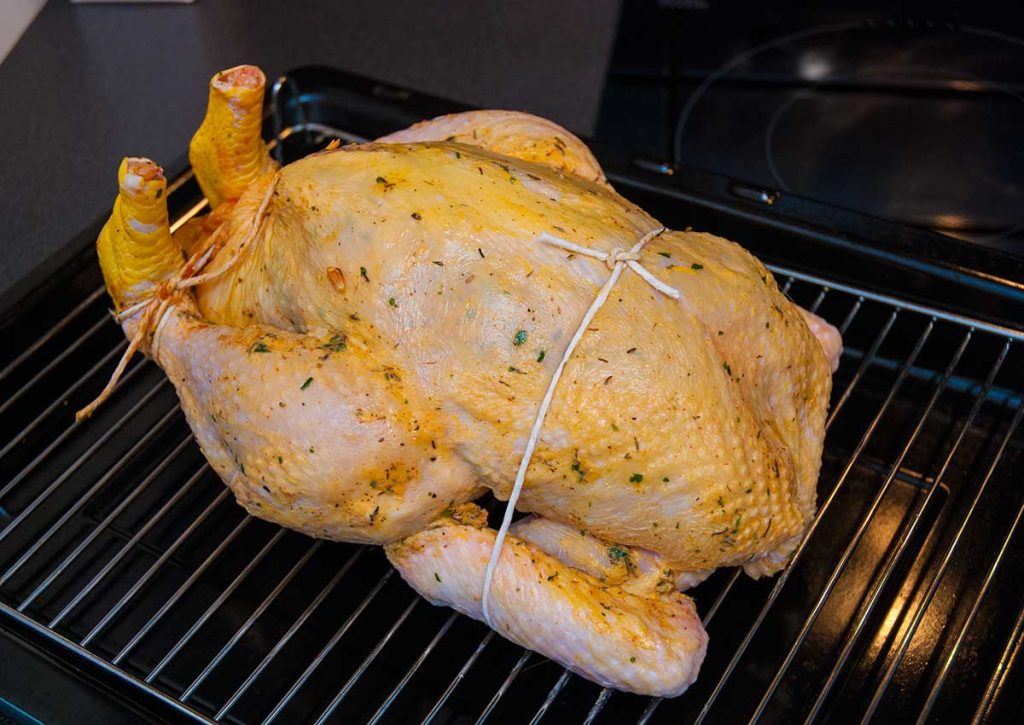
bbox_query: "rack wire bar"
[0,340,134,468]
[260,569,395,725]
[826,310,899,430]
[145,528,287,683]
[0,314,113,419]
[531,669,572,724]
[802,340,1013,723]
[767,263,1024,343]
[81,488,234,647]
[216,547,367,720]
[46,463,209,626]
[312,597,421,724]
[861,398,1024,723]
[113,514,254,665]
[368,612,459,724]
[478,651,532,724]
[0,410,186,587]
[917,486,1024,724]
[973,602,1024,725]
[745,330,976,721]
[583,688,612,725]
[420,631,497,725]
[0,600,215,724]
[0,376,166,539]
[180,540,324,702]
[0,286,106,385]
[10,429,190,604]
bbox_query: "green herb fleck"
[537,349,546,363]
[434,572,442,582]
[369,506,380,523]
[629,473,644,484]
[360,266,369,282]
[432,260,444,267]
[571,460,585,482]
[320,334,347,352]
[658,251,671,258]
[547,572,558,581]
[732,513,742,533]
[717,496,725,507]
[630,656,637,663]
[277,456,283,464]
[507,366,526,374]
[512,329,528,346]
[611,422,619,432]
[608,545,629,563]
[663,476,670,482]
[251,341,271,353]
[300,377,313,390]
[723,361,732,376]
[388,297,397,307]
[691,262,704,270]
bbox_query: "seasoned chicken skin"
[93,64,841,696]
[385,504,707,697]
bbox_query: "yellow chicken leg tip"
[189,64,277,209]
[96,157,182,311]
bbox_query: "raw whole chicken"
[90,65,842,697]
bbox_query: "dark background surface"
[0,0,621,303]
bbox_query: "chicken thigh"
[90,65,841,696]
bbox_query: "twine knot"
[604,246,640,269]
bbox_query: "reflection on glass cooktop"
[596,1,1024,256]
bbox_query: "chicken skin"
[91,65,840,696]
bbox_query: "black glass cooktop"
[596,1,1024,256]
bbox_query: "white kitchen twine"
[481,225,679,625]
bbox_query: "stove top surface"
[595,2,1024,256]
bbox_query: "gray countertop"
[0,0,619,304]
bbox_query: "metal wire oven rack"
[1,120,1023,724]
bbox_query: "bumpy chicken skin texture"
[152,298,482,543]
[190,139,830,576]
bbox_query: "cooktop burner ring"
[673,21,1024,248]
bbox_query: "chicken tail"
[189,64,277,208]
